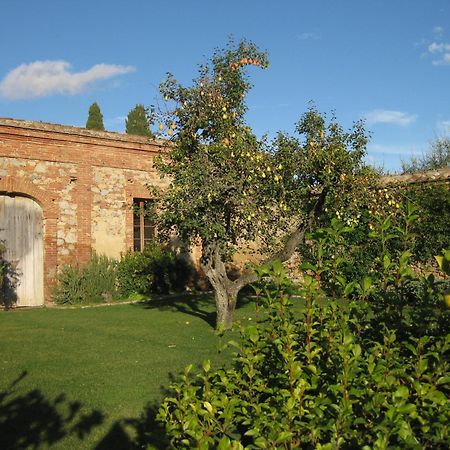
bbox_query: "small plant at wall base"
[0,241,20,309]
[52,254,118,305]
[0,243,5,290]
[52,242,191,305]
[116,241,190,298]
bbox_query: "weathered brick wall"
[0,118,168,301]
[2,118,447,304]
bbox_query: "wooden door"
[0,195,44,306]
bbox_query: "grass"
[0,293,283,449]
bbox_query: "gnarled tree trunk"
[201,193,326,330]
[201,241,245,330]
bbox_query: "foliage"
[435,249,450,276]
[52,253,117,305]
[0,242,5,291]
[435,248,450,309]
[301,200,450,335]
[405,182,450,261]
[0,241,20,309]
[116,241,190,298]
[151,39,374,328]
[402,136,450,173]
[53,242,190,304]
[86,102,105,131]
[157,261,450,449]
[300,191,407,296]
[125,104,153,137]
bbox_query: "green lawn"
[0,294,265,449]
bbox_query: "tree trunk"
[201,241,242,330]
[215,285,238,331]
[201,193,327,330]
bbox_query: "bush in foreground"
[157,262,450,449]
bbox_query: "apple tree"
[151,40,372,329]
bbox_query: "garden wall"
[0,118,168,303]
[1,117,448,306]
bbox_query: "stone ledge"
[380,168,450,186]
[0,117,169,151]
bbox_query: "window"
[133,198,156,251]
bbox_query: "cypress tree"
[125,104,153,137]
[86,102,105,130]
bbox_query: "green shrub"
[406,183,450,262]
[0,242,21,308]
[0,243,5,291]
[157,262,450,449]
[53,242,191,304]
[116,250,154,298]
[52,254,117,305]
[116,241,190,298]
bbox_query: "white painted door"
[0,195,44,306]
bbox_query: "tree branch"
[233,190,327,290]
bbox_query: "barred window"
[133,198,156,251]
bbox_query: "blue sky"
[1,0,449,172]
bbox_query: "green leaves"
[152,40,373,329]
[157,264,450,448]
[435,249,450,276]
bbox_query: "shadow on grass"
[133,291,254,328]
[0,371,104,449]
[94,402,168,450]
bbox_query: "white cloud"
[364,110,417,127]
[433,26,444,38]
[432,53,450,66]
[367,144,421,156]
[104,115,127,131]
[297,32,320,40]
[436,120,450,135]
[427,41,450,65]
[0,60,136,100]
[428,42,450,53]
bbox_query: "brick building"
[0,118,168,306]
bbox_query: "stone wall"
[1,117,448,304]
[0,118,168,301]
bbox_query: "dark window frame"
[133,198,156,252]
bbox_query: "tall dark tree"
[125,104,153,137]
[86,102,105,131]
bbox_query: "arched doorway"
[0,195,44,306]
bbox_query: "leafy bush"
[52,242,191,305]
[116,241,191,298]
[0,241,21,309]
[0,243,5,291]
[116,250,154,298]
[157,262,450,449]
[52,254,117,305]
[406,183,450,262]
